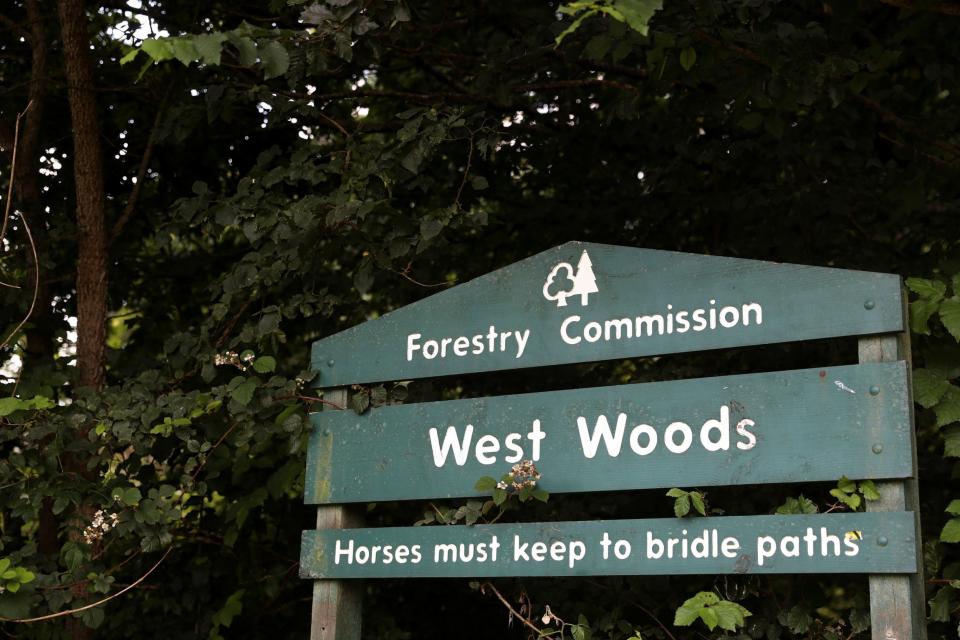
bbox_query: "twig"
[190,421,240,480]
[295,394,345,411]
[110,84,171,245]
[317,110,350,137]
[0,210,39,352]
[214,299,252,350]
[628,599,678,640]
[480,582,545,636]
[453,129,475,210]
[1,547,172,623]
[0,101,33,247]
[878,0,960,15]
[389,263,451,288]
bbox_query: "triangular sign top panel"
[311,242,903,386]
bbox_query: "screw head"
[327,359,335,367]
[877,536,889,547]
[872,443,884,454]
[864,300,876,310]
[869,385,880,396]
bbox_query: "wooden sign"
[310,242,903,386]
[300,512,915,579]
[302,244,925,640]
[305,362,911,504]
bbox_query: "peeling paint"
[834,380,856,394]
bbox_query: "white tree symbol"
[542,250,598,307]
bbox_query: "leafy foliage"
[1,0,959,637]
[673,591,751,632]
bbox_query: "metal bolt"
[872,443,884,454]
[864,300,875,310]
[869,385,880,396]
[323,430,331,436]
[877,536,888,547]
[327,359,335,367]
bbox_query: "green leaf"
[231,36,258,66]
[905,277,946,301]
[14,567,34,584]
[859,479,881,501]
[673,494,690,517]
[193,32,228,66]
[941,517,960,543]
[698,606,718,631]
[350,391,371,414]
[170,38,199,66]
[123,487,142,506]
[532,489,550,503]
[946,499,960,515]
[943,424,960,457]
[252,356,276,373]
[556,8,599,45]
[0,397,24,417]
[420,218,443,241]
[119,48,140,65]
[474,476,497,491]
[689,491,706,516]
[232,379,257,406]
[837,476,856,493]
[913,368,951,408]
[261,41,290,79]
[712,601,751,631]
[910,297,941,335]
[665,487,687,498]
[492,488,507,506]
[778,605,813,633]
[140,38,175,62]
[928,585,954,622]
[673,605,699,626]
[934,385,960,427]
[611,0,663,36]
[940,297,960,342]
[776,495,818,515]
[679,46,697,71]
[0,559,9,574]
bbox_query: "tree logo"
[542,250,599,307]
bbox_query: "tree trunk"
[58,0,107,391]
[57,2,108,637]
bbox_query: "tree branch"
[110,84,172,245]
[0,547,172,624]
[878,0,960,15]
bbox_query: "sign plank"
[300,512,916,579]
[311,242,903,386]
[305,362,911,504]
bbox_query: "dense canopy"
[1,0,959,638]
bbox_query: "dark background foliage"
[1,0,958,638]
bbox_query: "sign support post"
[310,387,363,640]
[860,309,926,640]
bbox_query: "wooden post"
[310,387,363,640]
[860,322,926,640]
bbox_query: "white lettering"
[577,413,626,458]
[428,425,474,467]
[700,406,730,452]
[561,316,582,344]
[664,421,693,453]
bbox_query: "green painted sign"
[310,242,903,386]
[299,512,915,579]
[305,362,911,504]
